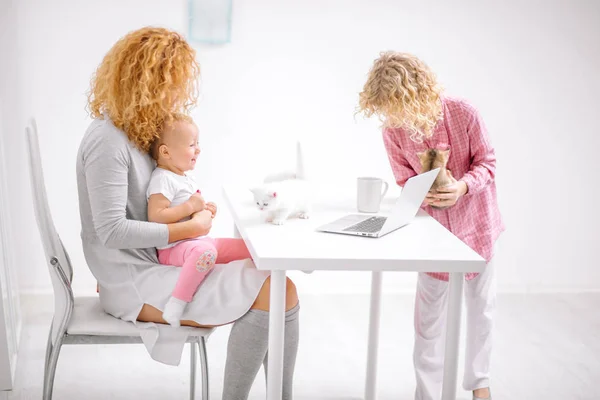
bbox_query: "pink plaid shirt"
[383,97,504,281]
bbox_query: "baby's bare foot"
[473,388,490,399]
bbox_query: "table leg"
[365,271,383,400]
[441,272,464,400]
[267,270,286,400]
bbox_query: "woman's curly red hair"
[87,27,200,152]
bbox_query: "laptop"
[316,168,439,238]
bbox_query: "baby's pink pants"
[158,238,252,302]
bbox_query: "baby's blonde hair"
[87,26,200,153]
[358,51,443,143]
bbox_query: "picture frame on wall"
[188,0,233,44]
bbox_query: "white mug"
[357,177,389,213]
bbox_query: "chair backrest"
[25,119,74,341]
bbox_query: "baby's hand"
[188,192,206,213]
[205,202,217,218]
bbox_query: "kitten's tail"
[263,171,298,183]
[263,141,307,183]
[295,141,305,180]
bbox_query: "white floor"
[6,293,600,400]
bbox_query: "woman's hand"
[205,202,217,218]
[189,209,213,236]
[187,192,206,213]
[425,170,468,209]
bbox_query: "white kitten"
[250,178,311,225]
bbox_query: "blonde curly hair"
[358,51,443,143]
[87,27,200,153]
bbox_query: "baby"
[147,114,252,326]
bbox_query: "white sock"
[162,296,188,327]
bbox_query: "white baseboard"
[20,286,600,300]
[19,289,53,296]
[18,271,600,296]
[493,285,600,294]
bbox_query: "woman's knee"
[252,276,299,311]
[285,277,298,310]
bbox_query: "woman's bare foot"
[473,387,490,399]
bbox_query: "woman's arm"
[83,132,203,249]
[382,128,417,187]
[168,210,213,242]
[459,105,497,195]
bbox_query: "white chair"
[25,120,214,400]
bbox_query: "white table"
[222,184,485,400]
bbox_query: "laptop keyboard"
[343,216,387,233]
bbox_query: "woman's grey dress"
[76,118,269,365]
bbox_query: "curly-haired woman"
[77,27,299,400]
[358,52,504,400]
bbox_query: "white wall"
[7,0,600,296]
[0,0,23,390]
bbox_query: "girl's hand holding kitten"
[425,170,468,209]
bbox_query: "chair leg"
[198,337,209,400]
[43,327,53,387]
[190,341,197,400]
[43,336,64,400]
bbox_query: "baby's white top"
[146,167,200,249]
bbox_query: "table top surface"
[222,183,485,273]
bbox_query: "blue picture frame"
[188,0,233,45]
